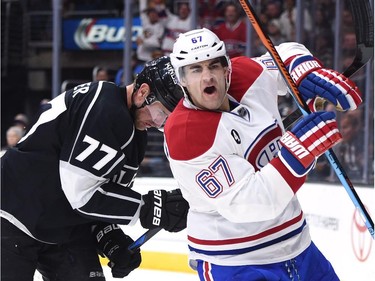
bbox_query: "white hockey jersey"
[164,43,313,266]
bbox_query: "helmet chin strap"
[129,88,145,119]
[180,85,200,110]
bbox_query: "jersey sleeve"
[256,42,312,62]
[252,42,313,96]
[59,82,143,225]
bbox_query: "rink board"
[121,177,375,280]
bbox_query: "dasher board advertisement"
[63,17,142,50]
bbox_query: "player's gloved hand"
[278,111,342,176]
[140,188,189,232]
[287,55,362,111]
[92,223,141,278]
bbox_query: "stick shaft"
[238,0,374,238]
[128,228,162,251]
[282,0,374,129]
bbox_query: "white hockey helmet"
[170,28,231,83]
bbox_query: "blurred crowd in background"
[2,0,373,185]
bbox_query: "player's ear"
[134,83,150,105]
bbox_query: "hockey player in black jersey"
[1,56,188,280]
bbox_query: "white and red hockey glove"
[278,111,342,177]
[286,55,362,112]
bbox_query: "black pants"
[1,218,105,281]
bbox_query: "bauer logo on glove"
[287,54,362,112]
[151,189,163,227]
[278,111,342,177]
[140,188,189,232]
[279,132,315,168]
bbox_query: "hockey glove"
[287,55,362,112]
[140,188,189,232]
[92,223,141,278]
[278,111,342,177]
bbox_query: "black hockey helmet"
[134,56,184,112]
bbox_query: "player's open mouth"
[204,86,216,94]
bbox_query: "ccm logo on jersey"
[260,58,278,70]
[280,132,314,168]
[152,190,163,226]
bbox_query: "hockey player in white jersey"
[1,56,188,280]
[165,28,362,280]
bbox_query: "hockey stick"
[282,0,374,129]
[107,228,161,268]
[238,0,375,238]
[128,227,162,251]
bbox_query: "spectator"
[279,0,312,43]
[197,0,225,29]
[342,31,357,57]
[92,66,110,82]
[312,6,333,36]
[253,17,287,57]
[13,113,29,133]
[312,29,334,68]
[0,126,25,157]
[341,7,355,34]
[151,48,164,60]
[5,126,24,147]
[114,53,145,86]
[146,0,170,25]
[337,111,364,181]
[40,98,51,105]
[161,2,192,55]
[263,0,282,21]
[137,7,165,63]
[213,2,247,58]
[268,19,286,44]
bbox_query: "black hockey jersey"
[1,81,147,243]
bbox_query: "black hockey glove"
[92,223,141,278]
[140,188,189,232]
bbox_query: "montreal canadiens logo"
[351,207,373,262]
[246,122,282,171]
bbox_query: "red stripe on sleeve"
[269,157,306,193]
